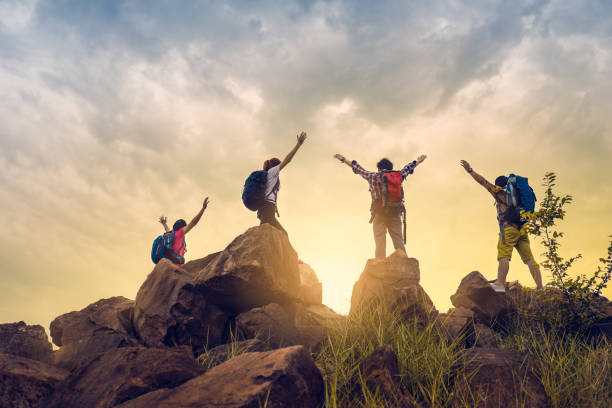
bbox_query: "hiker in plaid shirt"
[334,153,427,258]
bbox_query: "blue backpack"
[151,231,185,264]
[242,170,270,211]
[503,174,536,226]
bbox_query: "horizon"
[1,0,611,332]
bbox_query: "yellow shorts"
[497,225,534,262]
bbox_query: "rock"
[133,259,229,355]
[356,346,399,396]
[474,324,502,348]
[450,271,509,326]
[297,261,322,305]
[194,224,301,314]
[455,348,548,408]
[49,296,140,370]
[0,322,53,364]
[53,330,140,371]
[49,296,135,347]
[350,253,436,322]
[234,303,300,348]
[116,345,324,408]
[181,251,222,276]
[0,353,68,408]
[197,339,267,369]
[591,301,612,340]
[48,346,203,408]
[294,304,345,329]
[436,308,475,347]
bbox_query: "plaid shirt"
[351,160,418,201]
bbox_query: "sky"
[1,0,611,332]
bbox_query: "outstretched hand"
[202,197,210,210]
[297,132,307,145]
[159,215,167,225]
[417,154,427,164]
[333,153,346,162]
[460,160,471,172]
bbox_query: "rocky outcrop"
[298,261,322,305]
[450,271,509,326]
[194,224,301,313]
[436,307,475,347]
[117,346,324,408]
[48,346,203,408]
[50,296,139,370]
[474,323,502,348]
[234,303,300,348]
[50,296,134,347]
[0,353,68,408]
[0,322,53,364]
[133,259,229,355]
[455,348,548,408]
[351,251,436,322]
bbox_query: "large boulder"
[116,346,324,408]
[193,224,301,313]
[50,296,139,370]
[234,303,300,348]
[350,252,436,322]
[294,304,346,351]
[0,322,53,364]
[450,271,509,326]
[0,353,69,408]
[133,259,229,355]
[50,296,134,347]
[454,348,548,408]
[436,307,475,347]
[297,261,322,305]
[48,346,204,408]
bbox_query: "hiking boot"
[490,282,506,293]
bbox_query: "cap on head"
[263,158,281,171]
[495,176,508,188]
[173,219,187,231]
[377,158,393,171]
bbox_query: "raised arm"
[400,154,427,177]
[279,132,307,171]
[460,160,496,192]
[184,197,210,235]
[159,216,170,233]
[333,153,354,169]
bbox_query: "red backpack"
[378,171,404,207]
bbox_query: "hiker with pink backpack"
[333,153,427,259]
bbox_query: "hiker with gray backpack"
[151,197,210,266]
[242,132,307,235]
[460,160,543,292]
[333,152,427,259]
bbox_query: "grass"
[195,302,611,407]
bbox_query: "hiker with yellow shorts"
[460,160,543,293]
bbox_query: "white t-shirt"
[264,165,281,204]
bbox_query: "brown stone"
[436,307,475,347]
[234,303,300,348]
[0,322,53,365]
[474,323,502,348]
[48,346,204,408]
[194,224,301,314]
[133,259,229,355]
[450,271,509,326]
[350,254,436,322]
[50,296,135,347]
[297,261,323,305]
[116,345,324,408]
[53,330,140,371]
[0,353,68,408]
[455,348,548,408]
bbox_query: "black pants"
[257,201,287,235]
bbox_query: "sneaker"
[490,282,506,293]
